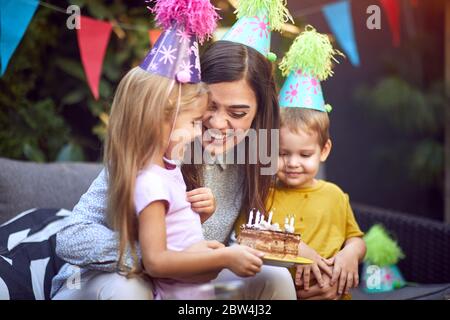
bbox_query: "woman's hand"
[296,242,333,290]
[224,245,264,277]
[325,247,360,295]
[186,187,216,223]
[296,273,342,300]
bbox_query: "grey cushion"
[0,157,102,224]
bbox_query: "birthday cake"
[237,211,301,259]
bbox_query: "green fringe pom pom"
[235,0,293,32]
[279,25,344,81]
[267,52,277,62]
[324,104,332,113]
[363,224,405,267]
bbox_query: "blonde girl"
[104,61,264,300]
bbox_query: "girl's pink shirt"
[134,160,213,299]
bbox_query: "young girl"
[105,67,263,300]
[103,1,264,300]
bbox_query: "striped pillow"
[0,208,71,300]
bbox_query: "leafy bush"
[0,0,152,162]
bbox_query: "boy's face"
[277,127,332,188]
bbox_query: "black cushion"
[0,208,71,300]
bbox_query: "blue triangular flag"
[322,0,360,66]
[0,0,39,76]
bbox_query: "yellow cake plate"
[263,255,313,268]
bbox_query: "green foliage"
[0,0,153,162]
[0,8,69,162]
[56,143,85,162]
[355,77,446,189]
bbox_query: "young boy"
[233,26,366,299]
[268,107,366,299]
[271,26,365,299]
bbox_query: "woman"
[51,40,296,300]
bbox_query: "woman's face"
[202,78,257,155]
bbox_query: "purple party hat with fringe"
[140,0,219,83]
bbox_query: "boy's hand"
[296,273,342,300]
[296,242,333,290]
[325,247,360,295]
[186,187,216,223]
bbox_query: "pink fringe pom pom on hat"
[148,0,220,44]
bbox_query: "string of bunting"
[0,0,415,99]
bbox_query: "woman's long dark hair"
[182,40,279,217]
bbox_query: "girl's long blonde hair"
[104,67,207,275]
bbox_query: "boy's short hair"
[280,108,330,149]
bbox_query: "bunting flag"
[148,29,162,46]
[380,0,401,47]
[0,0,407,90]
[322,0,360,66]
[76,16,112,100]
[0,0,39,76]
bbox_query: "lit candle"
[255,211,261,226]
[268,211,273,225]
[247,209,254,226]
[284,216,289,226]
[260,214,265,224]
[290,216,295,230]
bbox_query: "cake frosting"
[237,210,301,259]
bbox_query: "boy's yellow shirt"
[234,180,364,259]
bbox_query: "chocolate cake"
[237,211,301,259]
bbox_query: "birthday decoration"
[246,209,296,233]
[148,29,163,46]
[279,25,343,112]
[0,0,39,76]
[380,0,401,47]
[76,16,112,100]
[140,0,219,83]
[362,224,406,293]
[0,0,413,94]
[222,0,293,60]
[322,0,360,67]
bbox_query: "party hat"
[140,0,219,83]
[278,25,343,112]
[222,0,293,61]
[362,224,406,293]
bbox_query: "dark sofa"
[0,157,449,299]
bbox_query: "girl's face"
[277,127,331,189]
[165,94,208,160]
[202,79,257,155]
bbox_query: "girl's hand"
[296,242,333,290]
[325,247,360,295]
[185,240,225,252]
[224,245,264,277]
[186,187,216,223]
